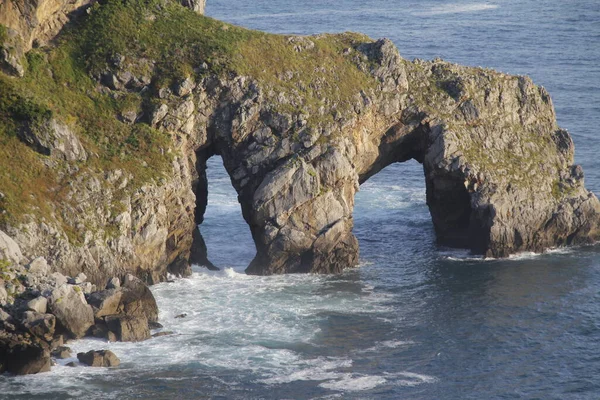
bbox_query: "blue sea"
[2,1,600,399]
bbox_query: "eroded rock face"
[0,0,96,76]
[18,118,87,162]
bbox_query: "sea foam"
[414,3,498,16]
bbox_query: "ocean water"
[2,1,600,399]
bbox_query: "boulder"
[106,277,120,289]
[180,0,206,14]
[68,272,87,285]
[48,284,94,338]
[18,119,87,162]
[87,289,122,318]
[0,230,22,264]
[51,346,72,359]
[77,350,120,367]
[77,282,95,294]
[121,274,159,324]
[87,276,158,342]
[105,314,150,342]
[22,311,55,341]
[26,257,49,275]
[0,308,15,331]
[26,296,48,313]
[50,272,68,287]
[0,285,7,306]
[0,335,51,375]
[50,334,64,350]
[0,47,25,77]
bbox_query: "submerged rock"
[152,331,174,338]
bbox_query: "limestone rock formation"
[0,0,94,51]
[87,274,158,342]
[0,0,597,290]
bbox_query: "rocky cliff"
[0,0,598,296]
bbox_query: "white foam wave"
[319,375,387,391]
[260,356,353,385]
[441,246,575,262]
[414,3,498,16]
[438,248,488,262]
[391,371,438,387]
[0,265,429,396]
[358,339,415,353]
[356,184,426,211]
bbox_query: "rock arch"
[156,39,599,275]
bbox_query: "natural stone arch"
[187,38,598,275]
[148,37,599,276]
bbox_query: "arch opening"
[191,149,255,271]
[354,160,435,261]
[355,120,481,257]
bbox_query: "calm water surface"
[2,1,599,399]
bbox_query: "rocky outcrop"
[0,0,95,76]
[0,0,598,375]
[0,0,94,51]
[48,284,94,338]
[0,1,598,286]
[0,0,206,77]
[180,0,205,14]
[184,38,600,273]
[89,274,159,342]
[0,250,159,374]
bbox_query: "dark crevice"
[426,173,473,248]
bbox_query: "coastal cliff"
[0,0,598,286]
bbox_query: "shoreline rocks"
[0,250,161,375]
